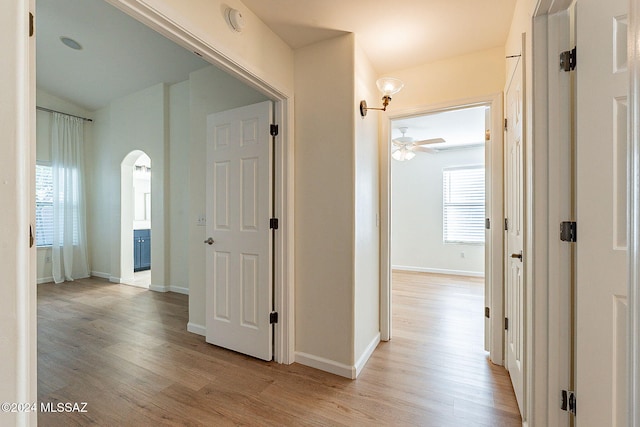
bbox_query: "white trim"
[104,0,294,365]
[169,286,189,295]
[109,276,122,284]
[380,93,504,367]
[187,322,206,336]
[91,271,110,280]
[354,333,380,378]
[37,277,54,285]
[295,352,355,379]
[149,284,168,292]
[392,265,484,278]
[629,0,640,422]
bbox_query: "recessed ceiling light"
[60,36,82,50]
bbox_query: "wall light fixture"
[360,77,404,117]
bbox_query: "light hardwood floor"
[38,271,521,426]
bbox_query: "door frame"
[629,0,640,423]
[103,0,294,364]
[380,93,504,365]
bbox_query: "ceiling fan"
[391,127,446,161]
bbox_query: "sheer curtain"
[51,113,90,283]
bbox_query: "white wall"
[132,155,151,230]
[168,80,190,292]
[35,89,94,284]
[187,66,269,331]
[86,83,173,291]
[392,146,485,276]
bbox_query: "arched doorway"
[121,150,151,288]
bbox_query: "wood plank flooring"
[38,271,521,426]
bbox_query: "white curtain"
[51,113,90,283]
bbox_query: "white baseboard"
[354,333,380,378]
[149,284,168,293]
[392,265,484,278]
[109,276,122,283]
[91,271,110,280]
[295,351,355,379]
[187,322,206,336]
[169,286,189,295]
[37,276,53,285]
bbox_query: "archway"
[120,150,151,288]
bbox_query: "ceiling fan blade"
[413,146,437,154]
[413,137,446,146]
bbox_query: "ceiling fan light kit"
[360,77,404,117]
[391,127,446,161]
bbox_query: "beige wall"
[294,34,356,368]
[353,39,381,370]
[387,47,506,110]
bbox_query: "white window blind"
[443,166,485,244]
[35,163,80,246]
[35,164,54,246]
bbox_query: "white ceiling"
[36,0,209,111]
[36,0,516,112]
[392,106,487,151]
[241,0,517,74]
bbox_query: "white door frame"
[629,0,640,423]
[103,0,294,364]
[380,93,504,365]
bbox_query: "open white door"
[575,0,628,424]
[205,100,273,361]
[505,53,525,415]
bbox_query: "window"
[35,163,80,246]
[35,164,54,246]
[443,166,485,244]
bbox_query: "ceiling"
[36,0,209,111]
[36,0,516,112]
[392,106,487,152]
[241,0,517,74]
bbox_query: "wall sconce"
[360,77,404,117]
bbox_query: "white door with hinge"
[575,0,628,424]
[505,53,525,416]
[205,100,273,361]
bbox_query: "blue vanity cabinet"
[133,229,151,271]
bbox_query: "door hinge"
[504,118,508,131]
[270,124,279,136]
[560,47,577,72]
[485,218,491,230]
[504,218,509,231]
[504,317,509,331]
[561,390,576,415]
[270,311,278,324]
[560,221,577,242]
[269,218,279,230]
[29,12,34,37]
[485,307,490,318]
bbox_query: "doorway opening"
[120,150,152,289]
[381,94,504,365]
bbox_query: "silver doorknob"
[204,237,215,245]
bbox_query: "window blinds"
[443,166,485,244]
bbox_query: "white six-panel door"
[505,54,525,416]
[575,0,628,424]
[205,101,273,361]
